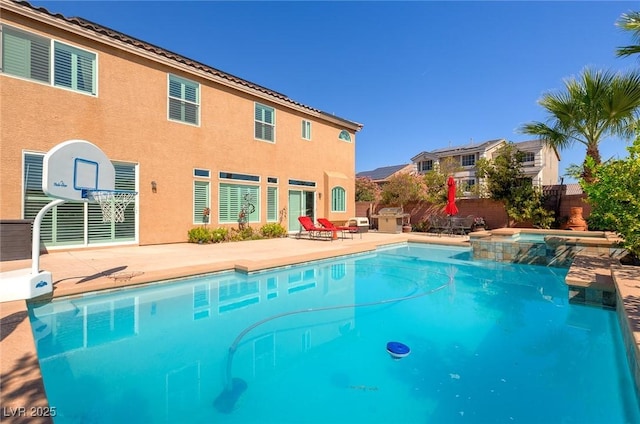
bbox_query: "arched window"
[331,187,346,212]
[338,130,351,142]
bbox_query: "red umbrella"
[444,176,458,216]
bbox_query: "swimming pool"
[28,243,639,423]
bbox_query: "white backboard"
[42,140,115,201]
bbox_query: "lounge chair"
[317,218,361,239]
[297,216,334,241]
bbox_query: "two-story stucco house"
[411,138,560,196]
[0,0,362,250]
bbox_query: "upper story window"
[168,74,199,125]
[520,151,535,164]
[302,119,312,140]
[461,154,476,167]
[338,130,351,142]
[419,160,433,172]
[255,103,275,142]
[1,25,96,95]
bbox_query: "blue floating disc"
[386,341,411,359]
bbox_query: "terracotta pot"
[567,207,588,231]
[402,224,412,233]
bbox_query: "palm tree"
[519,68,640,181]
[616,11,640,58]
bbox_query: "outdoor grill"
[371,207,410,234]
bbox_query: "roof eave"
[4,0,363,131]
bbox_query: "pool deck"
[1,231,639,420]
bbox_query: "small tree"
[355,177,381,202]
[581,137,640,260]
[476,143,554,228]
[380,173,427,208]
[422,157,462,206]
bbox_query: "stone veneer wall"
[470,239,624,268]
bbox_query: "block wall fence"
[356,194,591,230]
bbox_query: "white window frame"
[193,180,210,225]
[193,168,210,178]
[338,130,351,142]
[420,160,433,172]
[218,183,261,224]
[520,152,535,163]
[301,119,312,140]
[255,103,275,143]
[22,152,137,248]
[461,154,476,167]
[168,74,200,126]
[1,24,98,96]
[267,185,278,222]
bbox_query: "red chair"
[317,218,360,239]
[297,216,334,241]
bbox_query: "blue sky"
[33,1,639,182]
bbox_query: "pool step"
[565,252,618,308]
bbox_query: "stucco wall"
[0,7,358,245]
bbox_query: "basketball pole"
[31,199,66,275]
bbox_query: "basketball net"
[88,190,137,223]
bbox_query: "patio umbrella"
[444,176,458,216]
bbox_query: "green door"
[288,190,315,233]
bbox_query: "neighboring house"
[411,138,560,197]
[0,0,362,249]
[356,164,416,184]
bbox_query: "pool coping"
[2,232,639,415]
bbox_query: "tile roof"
[543,183,584,195]
[8,0,363,130]
[356,164,411,181]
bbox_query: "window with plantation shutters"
[219,183,259,224]
[301,120,311,140]
[331,187,346,212]
[23,153,136,248]
[193,181,210,224]
[168,74,199,125]
[1,25,96,95]
[1,26,50,83]
[255,103,275,142]
[53,41,96,94]
[267,186,277,222]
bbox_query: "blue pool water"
[28,244,639,423]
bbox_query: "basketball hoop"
[85,190,137,223]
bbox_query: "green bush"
[412,221,430,233]
[229,226,263,241]
[260,223,287,238]
[582,139,640,259]
[188,227,210,243]
[210,228,229,243]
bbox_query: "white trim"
[1,23,99,97]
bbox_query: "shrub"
[412,220,431,232]
[260,223,287,238]
[210,227,229,243]
[582,138,640,259]
[188,227,210,243]
[229,226,263,241]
